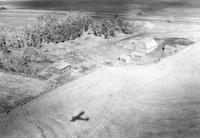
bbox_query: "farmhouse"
[163,44,187,55]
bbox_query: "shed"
[50,60,72,74]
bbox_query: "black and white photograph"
[0,0,200,137]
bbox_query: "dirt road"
[0,42,200,138]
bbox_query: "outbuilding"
[50,60,72,74]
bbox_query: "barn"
[131,37,158,54]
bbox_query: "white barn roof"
[131,37,158,53]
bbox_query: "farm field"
[1,6,200,138]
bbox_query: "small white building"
[50,60,72,74]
